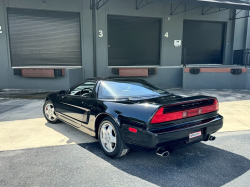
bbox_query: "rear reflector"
[129,127,137,133]
[151,99,219,124]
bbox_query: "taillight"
[151,99,219,124]
[201,99,219,114]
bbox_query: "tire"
[98,117,130,158]
[43,100,60,123]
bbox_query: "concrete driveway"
[0,89,250,186]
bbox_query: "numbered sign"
[99,30,103,37]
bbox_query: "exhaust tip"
[209,136,216,141]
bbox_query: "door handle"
[62,95,68,98]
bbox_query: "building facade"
[0,0,250,90]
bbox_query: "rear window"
[98,80,168,99]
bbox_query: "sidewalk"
[0,89,57,99]
[1,88,250,101]
[167,88,250,103]
[0,88,249,133]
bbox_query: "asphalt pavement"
[0,131,250,187]
[0,89,250,187]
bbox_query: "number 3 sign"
[99,30,103,37]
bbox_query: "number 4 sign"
[164,32,168,38]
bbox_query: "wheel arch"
[44,92,58,102]
[94,113,120,139]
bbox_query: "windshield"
[98,80,168,99]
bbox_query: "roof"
[153,0,250,10]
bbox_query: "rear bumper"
[126,114,223,150]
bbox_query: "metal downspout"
[92,0,97,77]
[243,11,249,48]
[245,11,250,48]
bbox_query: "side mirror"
[58,90,66,95]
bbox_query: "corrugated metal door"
[7,8,81,67]
[183,20,226,65]
[108,15,161,66]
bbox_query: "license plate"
[189,131,202,139]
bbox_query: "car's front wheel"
[98,117,130,158]
[43,101,60,123]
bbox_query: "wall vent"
[189,68,200,74]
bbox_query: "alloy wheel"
[44,103,57,122]
[100,122,117,152]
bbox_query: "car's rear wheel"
[98,117,129,158]
[43,101,60,123]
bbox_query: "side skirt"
[56,112,96,137]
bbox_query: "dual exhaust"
[156,135,216,157]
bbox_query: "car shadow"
[45,122,97,144]
[78,141,250,187]
[43,120,250,186]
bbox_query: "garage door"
[7,8,81,67]
[182,20,226,65]
[108,15,161,66]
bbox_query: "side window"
[68,82,96,97]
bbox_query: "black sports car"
[43,77,223,158]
